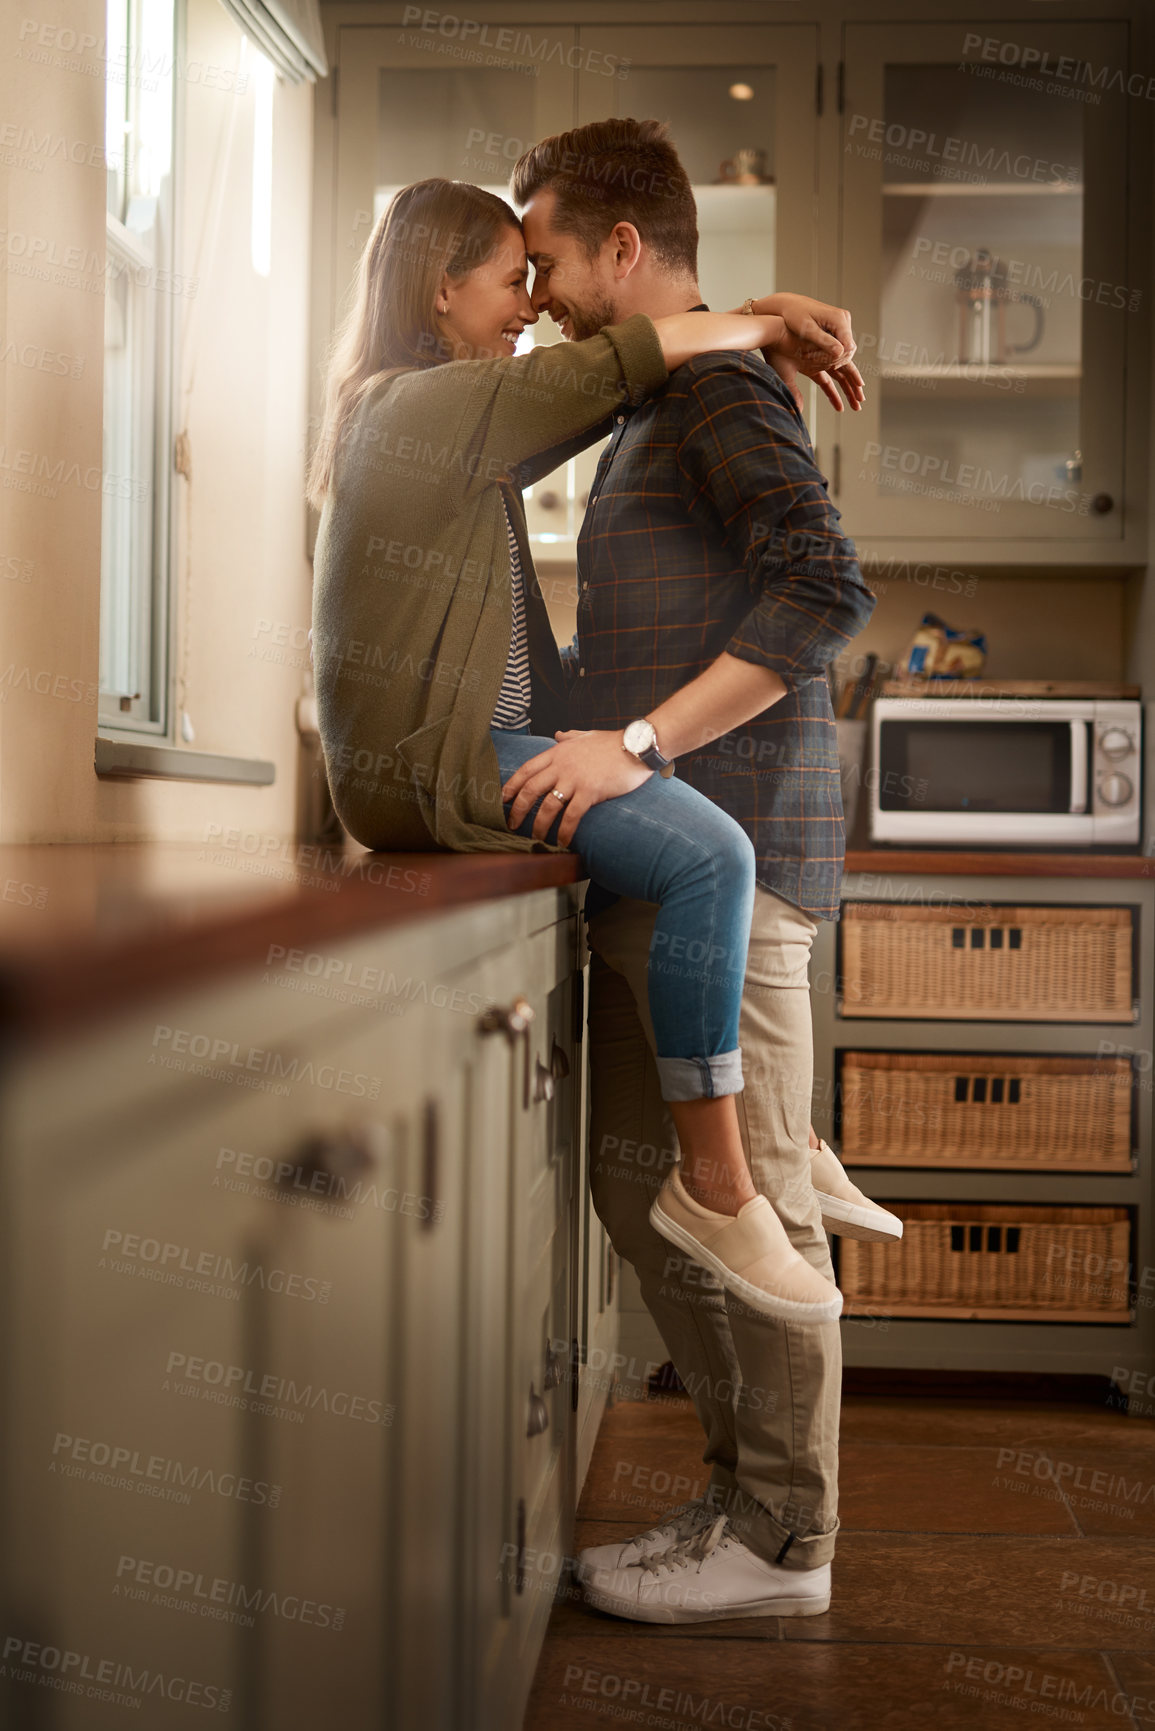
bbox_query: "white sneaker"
[811,1140,903,1243]
[575,1497,721,1585]
[581,1513,832,1624]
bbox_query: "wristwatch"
[622,718,675,777]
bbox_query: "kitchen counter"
[1,843,603,1731]
[843,808,1154,878]
[3,825,1150,1042]
[0,841,581,1041]
[844,841,1154,878]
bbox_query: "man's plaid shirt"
[566,349,876,921]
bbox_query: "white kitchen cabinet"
[0,885,610,1731]
[836,21,1130,548]
[522,23,818,557]
[312,4,1148,568]
[527,22,818,558]
[2,1073,288,1729]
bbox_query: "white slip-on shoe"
[649,1167,842,1324]
[582,1514,832,1624]
[575,1497,721,1585]
[810,1140,903,1243]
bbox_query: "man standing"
[501,118,894,1623]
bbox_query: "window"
[99,0,178,732]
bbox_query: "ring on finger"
[550,788,569,803]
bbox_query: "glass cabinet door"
[838,22,1128,544]
[529,26,818,557]
[331,18,575,400]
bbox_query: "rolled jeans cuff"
[717,1484,840,1573]
[730,1509,841,1578]
[654,1049,743,1102]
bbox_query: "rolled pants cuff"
[709,1464,839,1572]
[655,1048,743,1102]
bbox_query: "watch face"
[623,719,655,754]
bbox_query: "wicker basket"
[839,1051,1133,1172]
[841,1204,1132,1321]
[840,903,1134,1022]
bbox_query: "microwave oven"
[869,697,1143,847]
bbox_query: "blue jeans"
[491,725,755,1102]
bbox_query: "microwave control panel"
[1091,702,1142,832]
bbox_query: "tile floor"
[523,1388,1155,1731]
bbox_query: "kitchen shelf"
[882,181,1081,197]
[843,1304,1132,1324]
[811,867,1154,1390]
[695,182,776,225]
[841,1156,1134,1174]
[880,363,1081,399]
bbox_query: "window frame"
[97,0,182,740]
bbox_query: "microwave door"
[872,712,1093,843]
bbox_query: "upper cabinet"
[534,25,818,556]
[313,11,1146,566]
[835,22,1131,552]
[319,20,819,559]
[331,22,572,310]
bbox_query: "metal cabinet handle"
[281,1127,374,1193]
[549,1037,570,1080]
[479,996,534,1037]
[543,1339,566,1391]
[514,1499,527,1595]
[480,997,537,1109]
[526,1382,549,1437]
[533,1058,554,1104]
[1091,492,1114,515]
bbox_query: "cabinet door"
[519,24,820,558]
[2,1066,293,1730]
[838,22,1128,544]
[499,919,575,1710]
[575,25,817,300]
[327,20,585,578]
[331,21,574,335]
[249,980,481,1731]
[252,923,568,1731]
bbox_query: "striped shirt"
[490,498,534,730]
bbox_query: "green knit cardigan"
[311,315,667,856]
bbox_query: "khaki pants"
[586,885,840,1571]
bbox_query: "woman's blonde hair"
[306,178,519,508]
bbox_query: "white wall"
[0,0,315,842]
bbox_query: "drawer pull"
[543,1339,566,1391]
[549,1037,570,1080]
[282,1128,374,1193]
[526,1382,549,1438]
[533,1058,554,1104]
[420,1098,439,1232]
[479,996,534,1038]
[480,997,535,1110]
[515,1499,527,1595]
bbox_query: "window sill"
[95,736,275,786]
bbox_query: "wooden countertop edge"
[0,850,584,1045]
[844,847,1155,878]
[2,835,1151,1046]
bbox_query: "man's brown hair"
[511,117,698,278]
